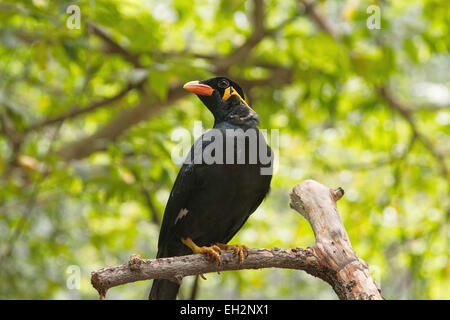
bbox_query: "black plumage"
[149,77,273,300]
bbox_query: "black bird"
[149,77,273,300]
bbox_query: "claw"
[181,237,222,264]
[215,243,249,263]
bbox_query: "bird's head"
[183,76,259,128]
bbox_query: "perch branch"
[91,179,383,300]
[92,248,319,299]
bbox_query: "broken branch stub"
[289,179,383,300]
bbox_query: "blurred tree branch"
[0,111,23,164]
[300,0,449,178]
[0,124,62,262]
[56,0,298,161]
[211,0,267,73]
[378,86,448,177]
[322,133,417,172]
[56,85,187,160]
[26,78,146,131]
[140,186,160,226]
[91,180,382,300]
[88,22,142,68]
[300,0,341,41]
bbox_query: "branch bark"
[289,180,382,300]
[91,179,383,300]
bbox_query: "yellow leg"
[181,237,221,264]
[214,243,249,262]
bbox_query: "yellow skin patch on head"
[222,87,255,112]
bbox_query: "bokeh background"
[0,0,448,299]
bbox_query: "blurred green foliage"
[0,0,448,299]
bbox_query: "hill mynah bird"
[149,76,273,300]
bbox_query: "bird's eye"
[218,80,229,89]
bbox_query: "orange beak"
[183,81,214,96]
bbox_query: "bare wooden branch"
[290,180,382,300]
[91,248,319,299]
[91,179,383,300]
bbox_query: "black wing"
[156,134,213,255]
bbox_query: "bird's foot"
[214,243,249,263]
[181,237,221,264]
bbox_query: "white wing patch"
[175,208,189,224]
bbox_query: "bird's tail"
[149,247,182,300]
[149,279,180,300]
